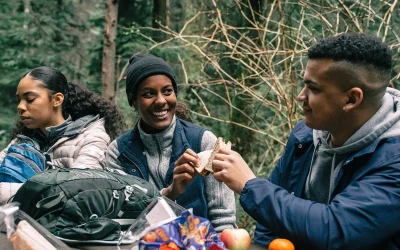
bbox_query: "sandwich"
[10,220,57,250]
[195,137,231,176]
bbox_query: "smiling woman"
[105,53,237,233]
[134,74,177,133]
[0,66,126,204]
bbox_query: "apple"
[220,228,251,250]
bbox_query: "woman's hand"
[212,147,256,194]
[162,148,199,200]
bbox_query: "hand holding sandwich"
[212,147,256,194]
[162,148,200,200]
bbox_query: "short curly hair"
[308,33,392,71]
[308,33,392,98]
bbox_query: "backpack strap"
[36,192,66,210]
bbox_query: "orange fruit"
[167,242,180,250]
[268,238,295,250]
[142,231,157,242]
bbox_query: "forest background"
[0,0,399,236]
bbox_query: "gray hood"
[306,87,400,204]
[313,87,400,154]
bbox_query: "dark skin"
[162,148,200,200]
[212,59,382,194]
[132,75,201,200]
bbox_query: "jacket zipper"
[153,135,165,187]
[122,153,145,179]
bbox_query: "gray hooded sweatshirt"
[305,88,400,204]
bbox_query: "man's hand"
[162,148,199,200]
[212,147,256,194]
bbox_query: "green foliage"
[1,0,399,236]
[130,0,400,233]
[0,0,104,145]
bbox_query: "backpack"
[12,168,159,244]
[0,143,49,183]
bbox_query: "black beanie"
[125,53,178,106]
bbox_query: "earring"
[343,106,346,111]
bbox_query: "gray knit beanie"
[126,53,177,106]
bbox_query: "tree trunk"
[169,0,185,32]
[22,0,30,29]
[102,0,119,102]
[118,0,136,24]
[152,0,168,41]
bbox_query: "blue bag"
[0,143,49,183]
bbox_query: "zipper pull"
[132,184,148,194]
[105,167,114,173]
[124,186,134,201]
[113,190,120,199]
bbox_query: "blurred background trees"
[0,0,399,236]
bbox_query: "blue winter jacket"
[240,121,400,249]
[115,118,208,218]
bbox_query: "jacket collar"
[292,121,314,144]
[293,120,384,162]
[120,118,191,182]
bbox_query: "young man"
[212,33,400,249]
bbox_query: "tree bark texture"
[152,0,168,41]
[102,0,119,102]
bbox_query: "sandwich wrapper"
[0,202,70,250]
[119,197,227,250]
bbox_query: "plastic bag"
[0,202,71,250]
[138,210,227,250]
[119,197,226,250]
[119,196,186,245]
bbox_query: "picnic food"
[196,137,231,176]
[10,220,57,250]
[268,238,295,250]
[139,210,227,249]
[143,231,158,243]
[220,228,251,250]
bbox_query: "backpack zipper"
[124,185,134,201]
[118,187,132,218]
[132,184,148,194]
[26,145,47,170]
[10,144,46,172]
[6,152,42,173]
[123,184,148,200]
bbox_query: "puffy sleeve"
[0,182,23,205]
[0,138,19,164]
[67,120,110,169]
[105,139,129,173]
[201,131,237,233]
